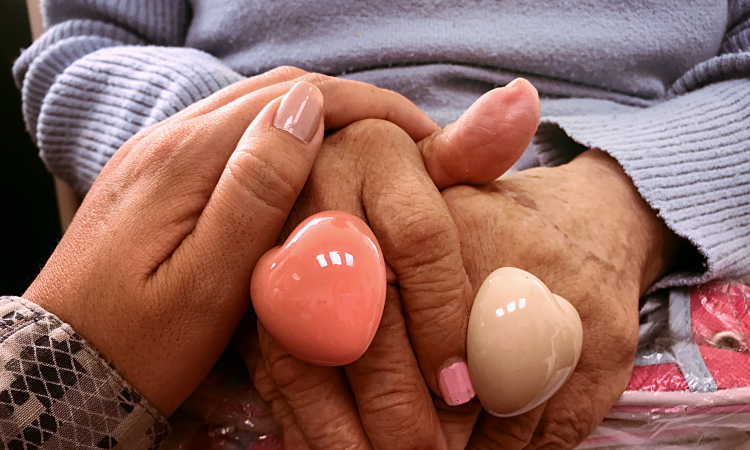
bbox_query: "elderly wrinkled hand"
[439,148,685,450]
[238,99,685,450]
[236,80,541,449]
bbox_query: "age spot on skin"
[511,193,537,211]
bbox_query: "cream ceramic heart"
[467,267,583,417]
[250,211,387,366]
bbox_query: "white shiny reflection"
[292,273,301,281]
[290,218,326,245]
[317,254,328,267]
[495,308,505,317]
[292,95,309,124]
[519,298,526,309]
[507,301,516,312]
[345,253,353,266]
[329,251,342,265]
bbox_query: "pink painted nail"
[273,81,324,144]
[438,361,476,406]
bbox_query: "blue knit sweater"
[12,0,750,288]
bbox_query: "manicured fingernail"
[438,361,475,406]
[273,81,324,144]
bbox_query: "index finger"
[345,286,450,450]
[359,120,476,407]
[257,324,373,450]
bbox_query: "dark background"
[0,0,61,295]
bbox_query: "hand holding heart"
[21,63,541,442]
[240,81,543,449]
[240,119,685,449]
[21,68,453,416]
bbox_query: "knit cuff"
[34,46,244,195]
[13,19,144,91]
[534,79,750,289]
[20,34,142,144]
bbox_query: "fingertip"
[456,78,540,162]
[438,359,476,406]
[505,78,539,108]
[272,81,325,144]
[497,78,541,128]
[422,78,540,188]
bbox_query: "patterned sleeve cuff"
[0,296,170,449]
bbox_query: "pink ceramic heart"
[250,211,387,366]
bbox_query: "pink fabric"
[700,346,750,390]
[627,364,688,392]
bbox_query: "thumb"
[419,78,540,189]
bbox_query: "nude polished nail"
[438,360,476,406]
[273,81,324,144]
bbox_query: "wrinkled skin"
[238,118,685,449]
[441,149,684,449]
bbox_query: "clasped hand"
[25,67,682,450]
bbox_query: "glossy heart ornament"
[467,267,583,417]
[250,211,387,366]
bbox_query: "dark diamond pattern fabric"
[0,297,171,449]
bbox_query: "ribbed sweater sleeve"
[12,0,243,195]
[534,3,750,289]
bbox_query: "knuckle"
[442,185,485,209]
[376,298,408,333]
[136,123,186,159]
[322,119,415,170]
[267,65,308,80]
[300,71,331,87]
[304,415,362,450]
[265,350,316,392]
[343,118,412,148]
[386,208,456,263]
[605,317,639,364]
[123,122,162,150]
[253,364,281,403]
[405,290,464,326]
[226,148,301,215]
[531,411,596,450]
[358,382,426,431]
[121,122,196,181]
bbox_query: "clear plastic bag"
[164,280,750,449]
[580,280,750,449]
[162,348,282,449]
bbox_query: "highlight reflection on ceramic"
[467,268,583,417]
[250,212,387,366]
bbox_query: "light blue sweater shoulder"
[12,0,750,288]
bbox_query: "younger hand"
[23,70,440,416]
